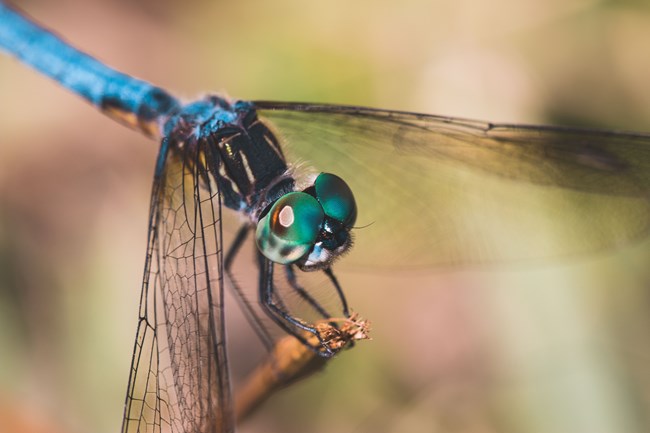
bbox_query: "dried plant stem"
[235,314,371,423]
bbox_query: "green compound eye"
[256,192,325,264]
[314,173,357,227]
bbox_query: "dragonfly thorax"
[166,97,357,269]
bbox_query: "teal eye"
[255,192,325,264]
[314,173,357,227]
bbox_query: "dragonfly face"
[255,172,357,270]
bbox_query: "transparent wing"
[255,102,650,267]
[122,135,233,433]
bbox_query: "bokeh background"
[1,1,649,432]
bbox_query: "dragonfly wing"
[122,136,233,433]
[255,102,650,267]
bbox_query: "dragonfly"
[1,3,649,433]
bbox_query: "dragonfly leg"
[284,265,356,349]
[258,253,335,357]
[283,265,332,319]
[323,267,350,318]
[224,225,275,352]
[322,266,355,349]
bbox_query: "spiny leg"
[284,265,331,319]
[323,267,350,318]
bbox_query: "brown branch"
[234,314,371,423]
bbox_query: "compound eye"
[255,192,325,264]
[314,173,357,227]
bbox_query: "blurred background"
[1,0,649,432]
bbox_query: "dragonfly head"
[255,173,357,271]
